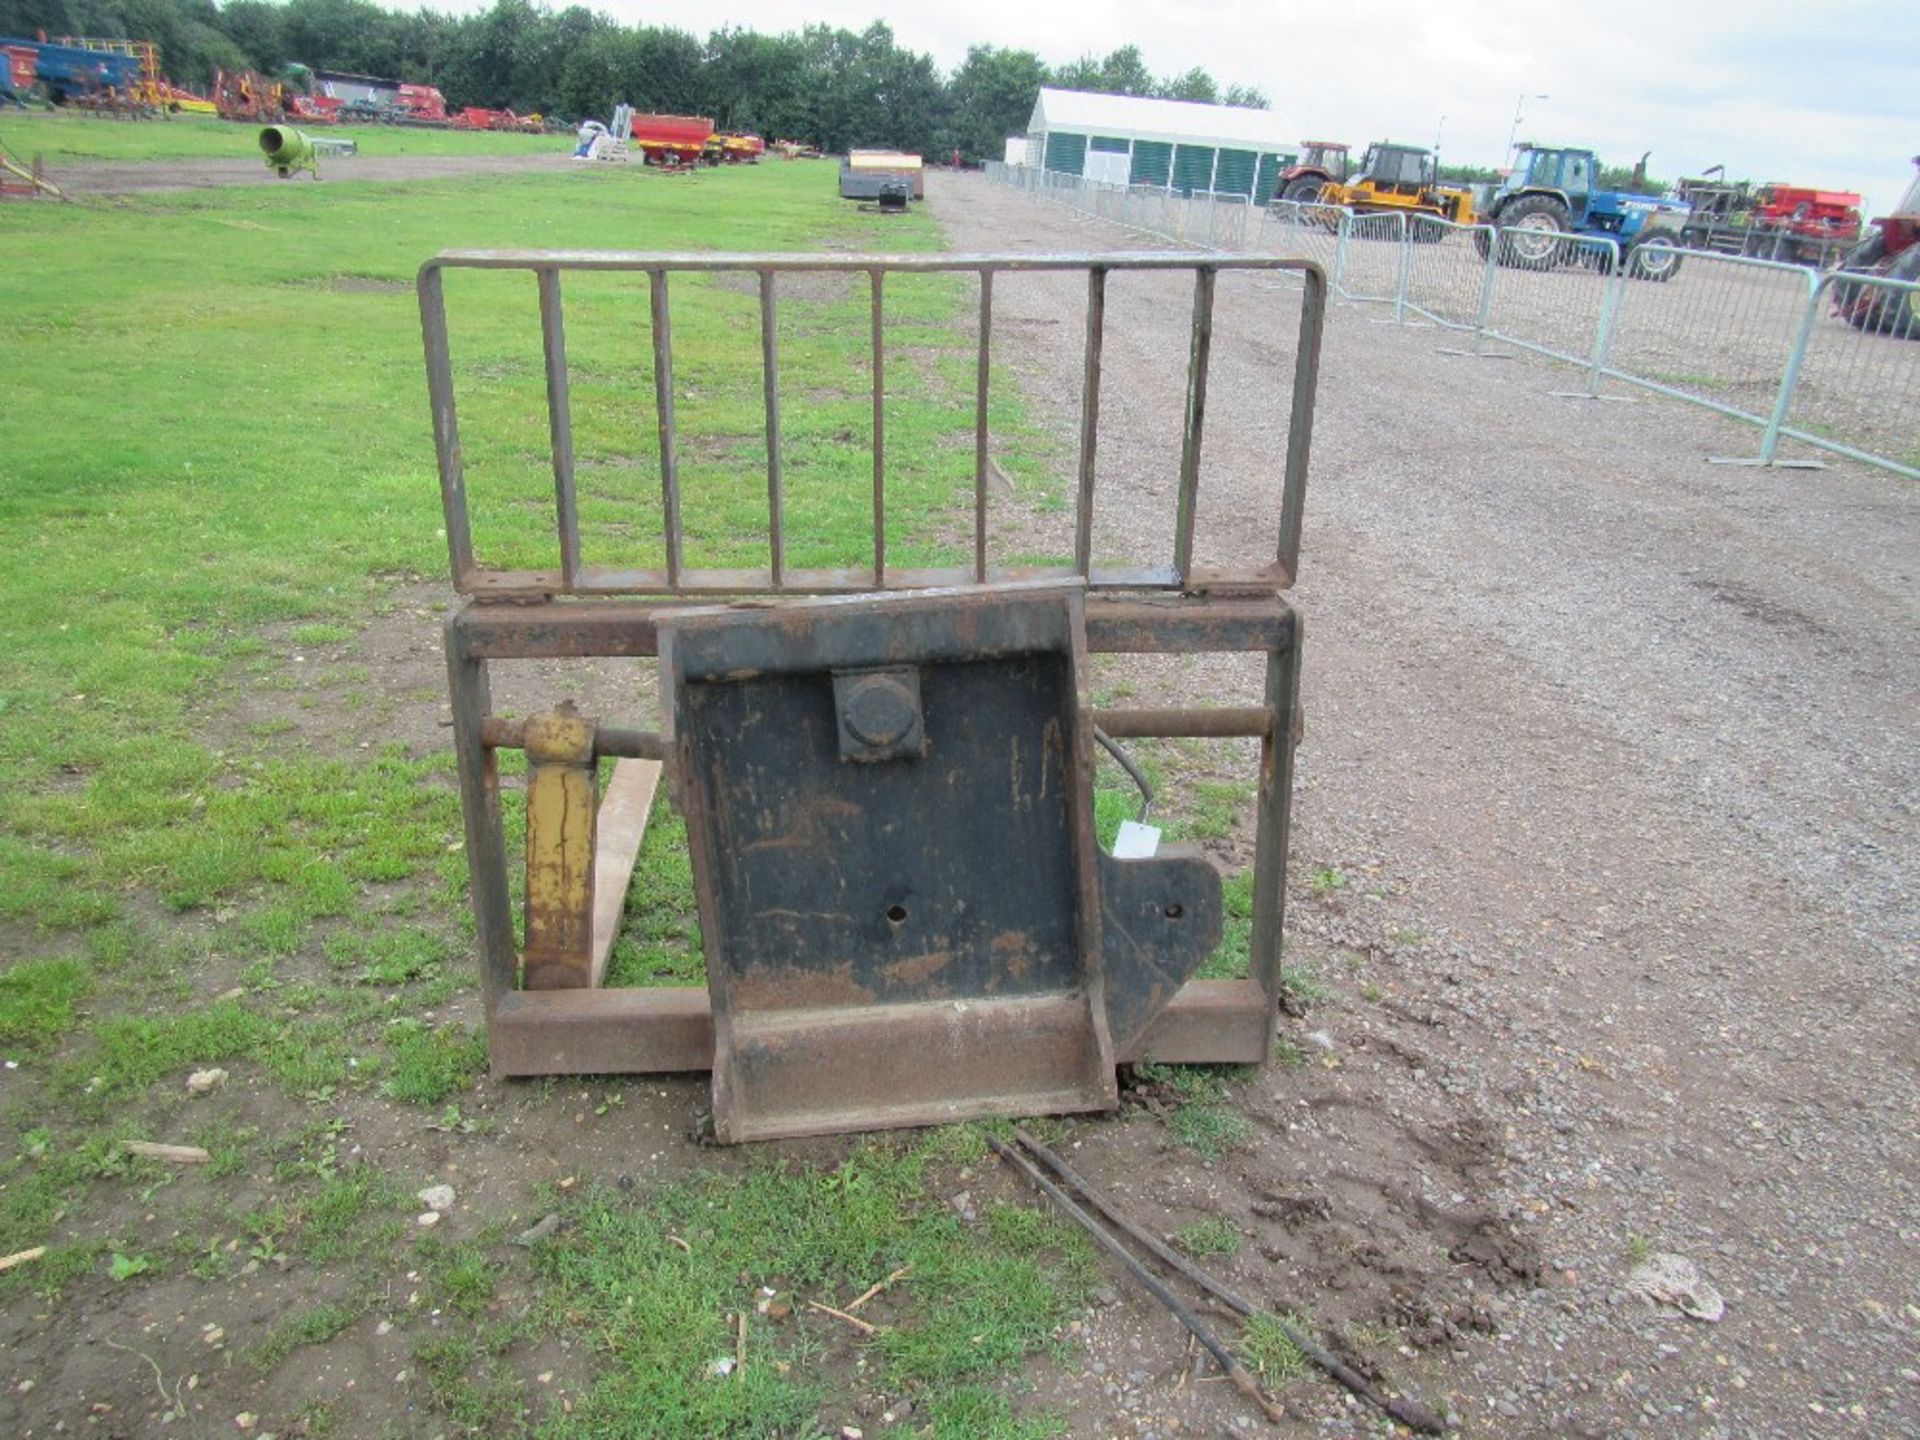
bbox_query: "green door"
[1255,152,1288,201]
[1172,144,1215,196]
[1044,131,1087,175]
[1214,148,1257,197]
[1130,140,1172,187]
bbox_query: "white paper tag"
[1112,820,1161,859]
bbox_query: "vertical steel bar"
[418,264,475,586]
[1172,266,1217,584]
[1074,267,1108,576]
[444,617,515,1018]
[1393,212,1412,324]
[536,267,581,586]
[1247,621,1303,1040]
[1277,264,1327,583]
[1586,263,1625,397]
[973,269,993,584]
[759,270,785,586]
[648,269,683,587]
[1761,272,1824,463]
[1471,226,1500,353]
[870,269,886,584]
[1330,212,1351,297]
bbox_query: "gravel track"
[934,171,1918,1439]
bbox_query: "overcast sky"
[445,0,1917,213]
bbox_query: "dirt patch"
[46,150,578,196]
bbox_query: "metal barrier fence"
[985,162,1918,480]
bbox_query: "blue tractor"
[1474,145,1692,281]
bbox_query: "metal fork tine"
[537,268,581,586]
[1173,266,1216,585]
[760,270,785,587]
[974,269,993,584]
[1075,267,1107,576]
[649,270,682,587]
[870,269,886,586]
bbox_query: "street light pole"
[1507,93,1548,159]
[1434,113,1447,167]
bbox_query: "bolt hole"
[1163,903,1184,919]
[886,904,908,924]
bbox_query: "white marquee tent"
[1023,87,1299,199]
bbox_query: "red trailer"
[632,113,714,167]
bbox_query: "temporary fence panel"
[1774,271,1920,477]
[1332,211,1406,304]
[1401,216,1497,333]
[982,160,1919,481]
[1480,232,1623,380]
[1254,202,1344,285]
[1602,249,1818,424]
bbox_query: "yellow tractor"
[1323,142,1476,232]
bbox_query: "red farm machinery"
[1831,156,1920,334]
[1676,167,1864,267]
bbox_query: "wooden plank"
[125,1141,212,1164]
[588,757,662,989]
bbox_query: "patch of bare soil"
[48,150,577,195]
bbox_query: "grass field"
[0,108,560,161]
[0,154,1275,1436]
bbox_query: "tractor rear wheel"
[1847,244,1920,336]
[1831,232,1889,315]
[1282,174,1325,203]
[1627,227,1684,282]
[1490,195,1570,270]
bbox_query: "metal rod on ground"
[987,1136,1287,1425]
[1009,1128,1449,1434]
[1013,1127,1255,1313]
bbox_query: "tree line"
[0,0,1270,158]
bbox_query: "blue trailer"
[0,39,143,102]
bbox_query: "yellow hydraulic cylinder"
[520,701,597,990]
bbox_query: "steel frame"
[422,249,1325,1095]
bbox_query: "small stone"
[235,1415,258,1432]
[514,1213,561,1248]
[840,1428,864,1439]
[708,1356,736,1378]
[1305,1029,1335,1051]
[417,1184,456,1213]
[949,1191,977,1222]
[416,1211,441,1228]
[375,1320,393,1336]
[186,1068,229,1096]
[1093,1285,1120,1306]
